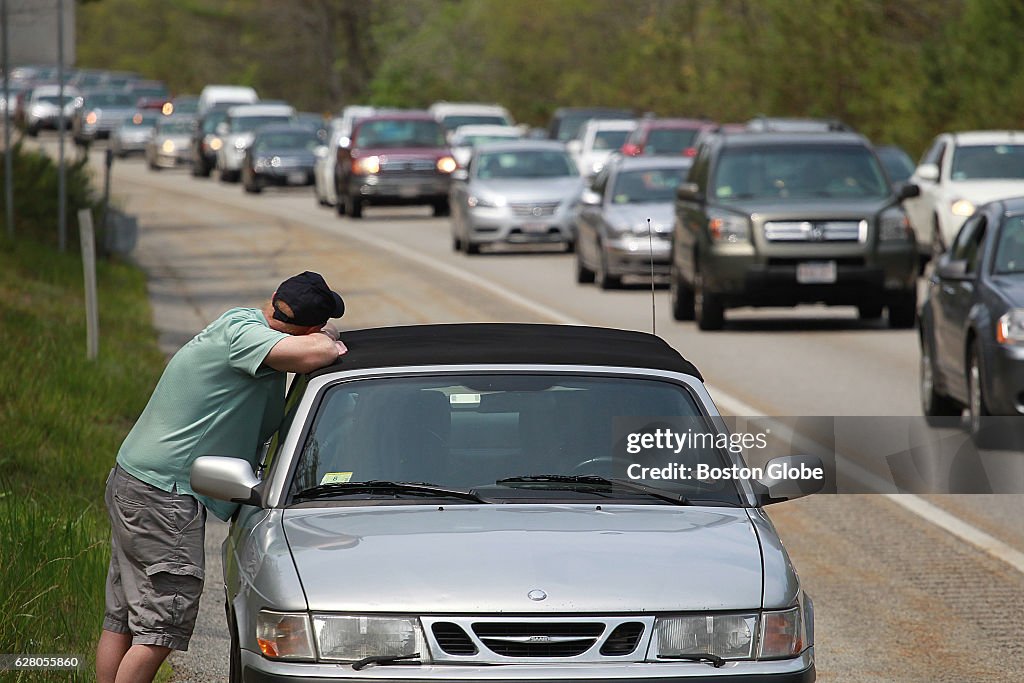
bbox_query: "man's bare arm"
[264,331,347,373]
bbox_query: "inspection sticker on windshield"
[796,261,837,284]
[321,472,353,485]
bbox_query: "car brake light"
[684,147,697,157]
[622,143,641,156]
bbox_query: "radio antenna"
[647,217,656,336]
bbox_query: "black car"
[669,130,921,330]
[190,105,231,178]
[241,124,320,194]
[919,197,1024,437]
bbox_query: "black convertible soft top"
[308,323,702,381]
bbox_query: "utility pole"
[57,0,67,252]
[2,0,12,239]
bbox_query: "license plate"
[287,172,306,185]
[398,185,420,197]
[521,222,548,233]
[796,261,837,284]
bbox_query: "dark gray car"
[575,156,692,289]
[670,131,921,330]
[919,196,1024,439]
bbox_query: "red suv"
[620,118,716,158]
[335,112,457,219]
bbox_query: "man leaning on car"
[96,272,347,683]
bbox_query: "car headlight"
[653,614,757,660]
[708,210,750,243]
[879,210,913,241]
[312,615,428,662]
[758,605,808,659]
[209,137,223,151]
[467,194,506,209]
[353,155,381,175]
[950,198,975,217]
[85,112,98,125]
[437,156,457,174]
[997,309,1024,346]
[256,610,316,661]
[161,140,175,154]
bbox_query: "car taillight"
[683,147,697,157]
[622,143,641,156]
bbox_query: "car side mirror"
[896,183,920,201]
[676,182,703,202]
[936,258,968,280]
[756,455,826,504]
[580,189,602,206]
[915,163,939,182]
[313,145,328,159]
[190,456,264,507]
[215,122,229,136]
[451,168,468,182]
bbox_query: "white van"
[197,85,259,115]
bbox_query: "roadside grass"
[0,235,165,680]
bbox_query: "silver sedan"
[449,141,584,254]
[575,156,692,289]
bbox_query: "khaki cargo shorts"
[103,465,206,651]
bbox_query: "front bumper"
[466,207,574,245]
[221,145,248,171]
[982,341,1024,415]
[700,241,917,307]
[254,165,315,186]
[604,235,672,276]
[153,149,191,167]
[350,173,451,205]
[241,648,815,682]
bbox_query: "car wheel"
[670,263,695,321]
[335,192,347,216]
[349,194,363,219]
[244,178,262,194]
[595,250,621,290]
[887,290,916,329]
[575,249,595,284]
[432,199,450,217]
[857,302,884,320]
[564,239,575,254]
[465,240,480,255]
[694,266,724,331]
[966,341,992,445]
[452,233,463,252]
[920,333,961,424]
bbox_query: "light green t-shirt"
[116,307,289,521]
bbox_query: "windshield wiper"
[657,653,726,668]
[495,475,689,505]
[351,653,421,671]
[292,481,488,504]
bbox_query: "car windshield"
[950,144,1024,180]
[131,87,168,99]
[475,150,577,178]
[171,99,199,114]
[456,133,520,147]
[157,120,193,135]
[87,93,135,108]
[994,215,1024,275]
[38,95,77,105]
[357,119,447,148]
[644,128,699,154]
[875,146,915,183]
[441,114,510,130]
[713,144,890,200]
[231,115,291,133]
[556,112,632,141]
[289,374,742,504]
[202,111,228,133]
[591,129,632,151]
[254,132,318,151]
[611,167,689,204]
[124,113,157,128]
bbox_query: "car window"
[591,129,631,151]
[950,214,987,273]
[712,144,889,201]
[875,146,915,184]
[645,128,699,155]
[476,150,577,179]
[254,132,318,152]
[611,168,690,204]
[994,215,1024,275]
[231,115,292,133]
[590,165,611,195]
[357,119,446,148]
[920,138,945,166]
[949,144,1024,181]
[290,374,742,503]
[441,114,510,131]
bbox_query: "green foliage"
[0,237,165,680]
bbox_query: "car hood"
[603,203,675,233]
[473,177,583,203]
[943,180,1024,203]
[716,196,891,219]
[283,504,763,612]
[990,275,1024,306]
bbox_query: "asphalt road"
[59,139,1024,681]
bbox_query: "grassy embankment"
[0,143,165,680]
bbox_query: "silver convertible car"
[192,324,819,682]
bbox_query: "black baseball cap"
[272,271,345,327]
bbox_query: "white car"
[24,84,80,135]
[314,106,379,207]
[216,103,295,183]
[904,130,1024,256]
[568,119,637,178]
[448,124,523,167]
[429,101,514,135]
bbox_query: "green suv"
[669,131,920,330]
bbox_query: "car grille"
[381,158,437,173]
[600,622,646,656]
[510,201,560,217]
[764,220,866,242]
[431,623,478,656]
[472,622,605,657]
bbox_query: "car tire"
[966,341,993,446]
[694,266,724,331]
[920,333,960,424]
[575,250,595,284]
[670,264,695,321]
[465,240,480,255]
[857,302,884,320]
[244,179,262,194]
[335,192,347,216]
[595,253,621,290]
[452,234,463,252]
[433,199,451,217]
[349,194,363,219]
[887,290,917,329]
[564,239,575,254]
